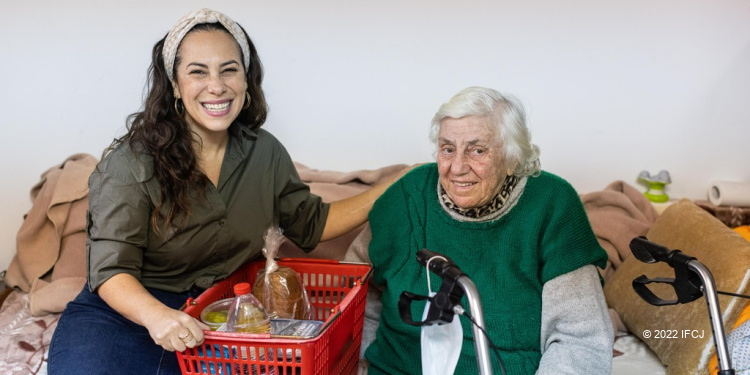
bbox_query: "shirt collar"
[229,123,258,155]
[218,123,257,190]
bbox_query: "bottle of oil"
[226,282,271,334]
[226,283,275,375]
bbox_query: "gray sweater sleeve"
[537,264,614,375]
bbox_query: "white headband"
[162,8,251,88]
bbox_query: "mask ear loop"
[425,255,448,294]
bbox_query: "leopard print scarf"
[439,175,520,220]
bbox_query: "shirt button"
[200,279,212,287]
[219,219,226,226]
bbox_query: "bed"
[2,156,749,375]
[0,289,57,374]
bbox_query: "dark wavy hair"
[108,22,268,232]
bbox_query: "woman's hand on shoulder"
[391,163,425,182]
[404,162,426,173]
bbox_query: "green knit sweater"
[365,164,607,375]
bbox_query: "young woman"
[48,9,406,374]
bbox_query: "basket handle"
[317,307,341,335]
[326,283,364,365]
[277,257,340,265]
[328,304,354,365]
[179,297,194,311]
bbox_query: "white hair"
[429,86,541,177]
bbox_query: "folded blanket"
[5,153,97,316]
[295,162,408,186]
[579,180,658,282]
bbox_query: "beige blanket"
[579,180,659,282]
[278,162,407,260]
[5,154,97,316]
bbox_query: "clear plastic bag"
[251,226,313,320]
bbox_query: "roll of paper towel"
[708,181,750,206]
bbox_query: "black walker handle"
[629,236,735,374]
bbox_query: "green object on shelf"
[644,182,669,203]
[638,170,671,203]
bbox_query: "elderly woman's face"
[437,115,510,209]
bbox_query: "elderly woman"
[361,87,612,374]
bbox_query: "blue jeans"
[48,286,197,375]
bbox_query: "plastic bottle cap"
[233,282,251,295]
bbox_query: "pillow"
[604,199,750,375]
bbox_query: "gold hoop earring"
[174,98,184,116]
[242,91,252,110]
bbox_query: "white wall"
[1,0,749,273]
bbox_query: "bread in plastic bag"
[251,226,313,320]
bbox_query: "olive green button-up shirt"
[86,125,330,293]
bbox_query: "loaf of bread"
[252,266,312,320]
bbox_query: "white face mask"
[421,291,463,375]
[420,255,463,375]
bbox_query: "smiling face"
[437,115,511,209]
[173,29,247,138]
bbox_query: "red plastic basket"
[177,258,372,375]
